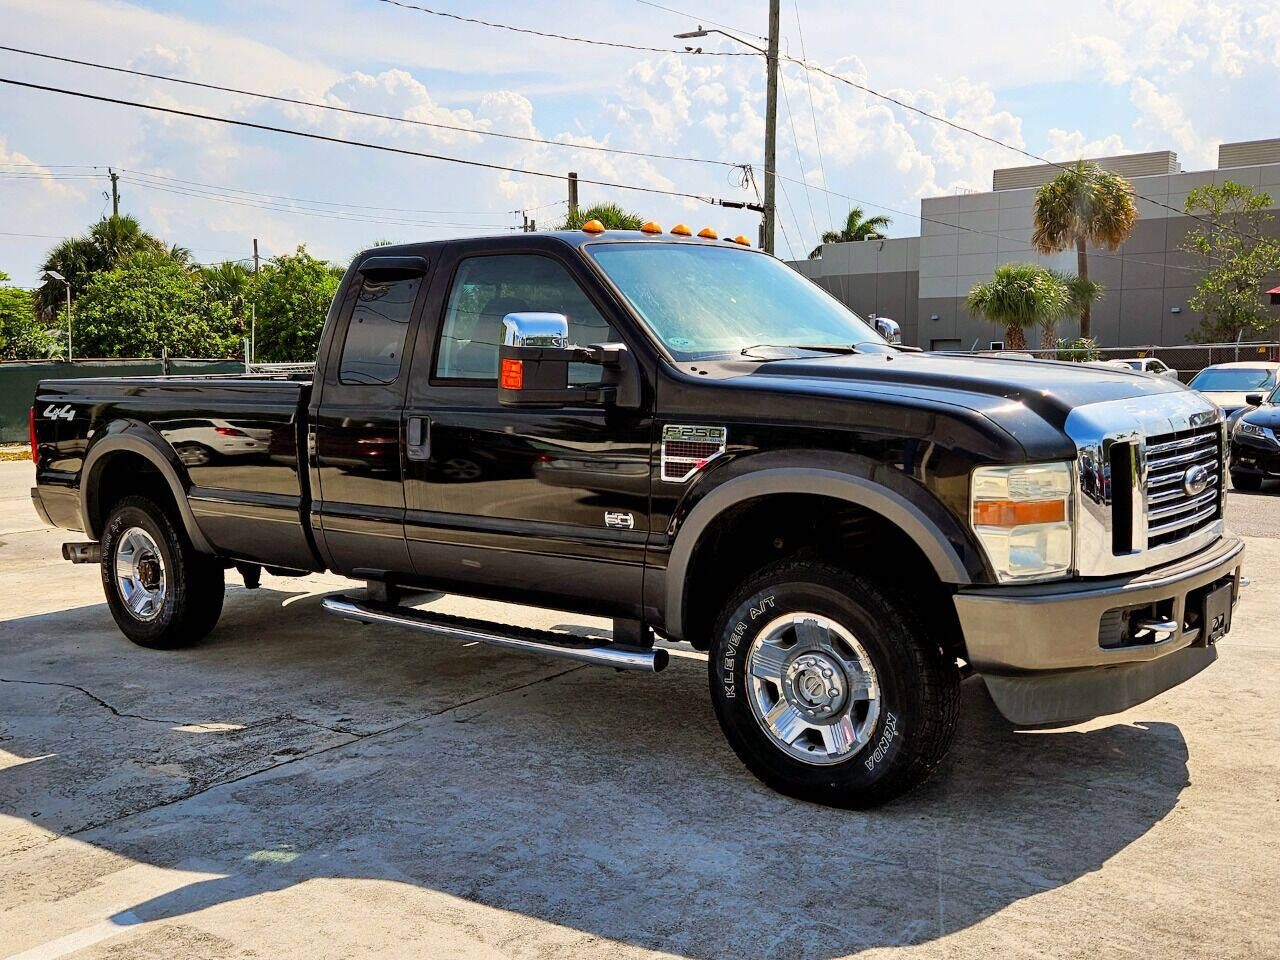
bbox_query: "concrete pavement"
[1,459,1277,959]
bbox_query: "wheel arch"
[81,424,215,554]
[663,462,976,643]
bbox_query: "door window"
[435,254,612,382]
[338,274,422,385]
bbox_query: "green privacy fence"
[0,358,243,443]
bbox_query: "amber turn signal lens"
[733,235,751,246]
[499,358,524,390]
[640,220,662,234]
[670,223,692,236]
[581,219,606,234]
[972,499,1066,528]
[697,227,718,239]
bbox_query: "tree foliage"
[37,216,178,322]
[809,208,892,258]
[72,253,243,358]
[252,246,346,361]
[1032,161,1137,340]
[1179,181,1280,343]
[560,202,645,231]
[0,271,61,360]
[966,263,1070,352]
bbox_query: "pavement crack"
[4,663,587,854]
[0,677,187,725]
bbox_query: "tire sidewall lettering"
[722,595,776,697]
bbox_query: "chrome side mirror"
[502,312,569,348]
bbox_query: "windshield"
[1189,367,1278,392]
[586,242,884,360]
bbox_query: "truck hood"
[743,351,1188,427]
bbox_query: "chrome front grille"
[1066,391,1224,577]
[1144,424,1222,548]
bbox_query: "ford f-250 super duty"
[29,226,1244,807]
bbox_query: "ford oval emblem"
[1182,463,1212,496]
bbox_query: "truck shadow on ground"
[1,587,1192,959]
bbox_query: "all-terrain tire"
[100,495,225,648]
[708,558,960,808]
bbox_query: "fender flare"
[664,465,973,640]
[81,425,216,554]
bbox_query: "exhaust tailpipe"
[62,542,102,564]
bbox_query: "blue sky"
[2,0,1278,280]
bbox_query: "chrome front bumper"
[954,535,1244,725]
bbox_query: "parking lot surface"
[1,458,1278,959]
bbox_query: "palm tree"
[560,202,645,231]
[1045,271,1104,352]
[966,263,1070,352]
[809,208,892,258]
[37,215,171,321]
[1031,161,1137,340]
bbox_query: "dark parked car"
[1230,383,1280,490]
[29,229,1244,807]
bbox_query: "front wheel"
[708,559,960,808]
[100,496,225,648]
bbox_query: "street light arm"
[673,25,766,54]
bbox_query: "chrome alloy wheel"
[114,526,167,621]
[745,613,881,765]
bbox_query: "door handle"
[406,416,430,461]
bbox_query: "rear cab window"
[338,273,423,385]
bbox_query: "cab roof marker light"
[698,227,718,239]
[581,219,606,234]
[640,220,662,234]
[733,235,751,246]
[670,224,692,236]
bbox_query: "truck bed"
[33,375,320,571]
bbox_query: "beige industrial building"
[789,138,1280,350]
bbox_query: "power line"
[778,53,1262,243]
[0,77,745,207]
[373,0,756,54]
[128,178,525,230]
[353,4,1253,243]
[631,0,769,40]
[790,2,833,230]
[0,161,569,216]
[0,45,749,171]
[778,70,818,246]
[122,168,562,217]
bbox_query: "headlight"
[971,462,1074,583]
[1233,419,1266,440]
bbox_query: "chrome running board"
[322,596,668,673]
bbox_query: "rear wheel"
[707,559,960,807]
[1231,471,1263,491]
[100,496,224,648]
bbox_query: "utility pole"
[108,168,120,217]
[568,171,579,222]
[762,0,779,256]
[252,238,260,275]
[675,8,779,254]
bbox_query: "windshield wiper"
[739,343,865,361]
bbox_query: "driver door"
[402,242,654,618]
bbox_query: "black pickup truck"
[30,228,1245,806]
